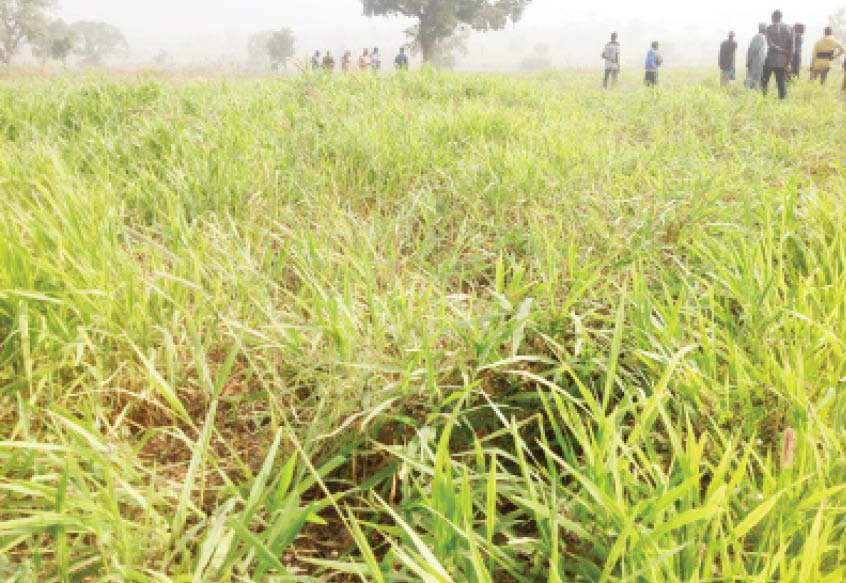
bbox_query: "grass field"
[1,68,846,582]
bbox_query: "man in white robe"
[746,23,768,89]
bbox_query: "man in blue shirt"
[645,42,663,86]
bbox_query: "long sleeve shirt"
[765,22,794,68]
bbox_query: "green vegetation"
[1,69,845,582]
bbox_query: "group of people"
[722,12,845,98]
[600,35,664,88]
[309,47,409,73]
[601,9,846,99]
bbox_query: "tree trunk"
[418,14,435,62]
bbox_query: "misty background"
[45,0,846,70]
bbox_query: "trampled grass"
[1,68,845,582]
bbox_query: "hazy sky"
[56,0,844,68]
[59,0,843,38]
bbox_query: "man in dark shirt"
[762,10,794,99]
[322,51,336,71]
[394,47,409,71]
[719,32,738,87]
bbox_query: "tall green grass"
[1,68,845,582]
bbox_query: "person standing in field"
[311,51,322,70]
[644,41,662,86]
[342,51,352,73]
[323,51,336,71]
[746,23,768,89]
[395,47,409,70]
[602,33,621,88]
[791,23,805,79]
[359,48,371,71]
[810,27,845,85]
[762,10,793,99]
[371,47,382,71]
[719,31,738,87]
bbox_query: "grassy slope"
[1,69,845,582]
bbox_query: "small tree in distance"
[72,21,129,65]
[267,28,295,70]
[361,0,533,64]
[32,18,76,65]
[248,28,295,71]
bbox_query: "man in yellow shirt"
[810,27,845,85]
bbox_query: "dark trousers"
[644,71,658,86]
[762,66,787,99]
[603,68,618,88]
[810,69,829,85]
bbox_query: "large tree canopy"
[0,0,54,64]
[361,0,532,63]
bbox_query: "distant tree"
[266,28,295,70]
[361,0,533,63]
[71,21,129,65]
[32,18,75,64]
[248,28,295,70]
[0,0,54,64]
[519,41,551,71]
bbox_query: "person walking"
[746,24,768,89]
[791,24,805,79]
[395,46,409,70]
[645,41,662,86]
[762,10,793,99]
[310,50,322,70]
[810,27,845,85]
[602,33,621,88]
[322,51,336,71]
[341,51,352,73]
[371,47,382,71]
[719,31,738,87]
[358,48,371,70]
